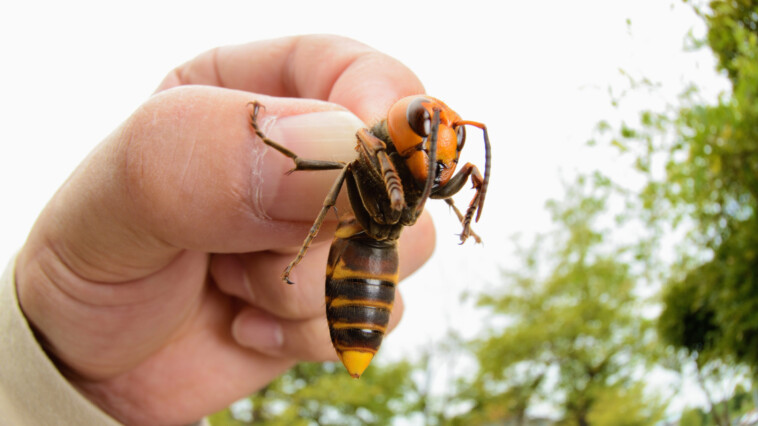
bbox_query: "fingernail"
[252,109,365,221]
[264,111,365,162]
[232,310,285,351]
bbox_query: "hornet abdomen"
[325,215,399,378]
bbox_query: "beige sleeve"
[0,256,121,425]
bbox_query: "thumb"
[22,85,366,283]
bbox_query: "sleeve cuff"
[0,254,122,425]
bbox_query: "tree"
[607,0,758,379]
[208,361,417,425]
[458,175,665,426]
[598,0,758,418]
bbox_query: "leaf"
[612,139,629,152]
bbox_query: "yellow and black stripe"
[325,215,399,378]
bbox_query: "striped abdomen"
[325,215,399,378]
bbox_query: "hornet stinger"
[248,95,491,378]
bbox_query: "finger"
[125,88,361,247]
[230,291,406,362]
[211,242,333,321]
[156,35,425,123]
[211,212,435,320]
[26,86,370,282]
[73,285,300,423]
[231,307,337,362]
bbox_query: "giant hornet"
[248,95,491,378]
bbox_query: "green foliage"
[209,361,416,425]
[608,0,758,376]
[585,382,667,426]
[659,218,758,366]
[705,0,758,84]
[667,2,758,238]
[465,176,663,426]
[658,266,720,355]
[672,385,755,426]
[679,406,709,426]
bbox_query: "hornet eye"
[407,97,431,138]
[456,125,466,151]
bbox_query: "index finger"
[156,35,425,123]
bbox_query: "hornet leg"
[280,166,350,284]
[249,101,346,172]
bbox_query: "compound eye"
[407,98,431,138]
[456,125,466,151]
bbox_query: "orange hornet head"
[386,95,466,188]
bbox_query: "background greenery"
[210,1,758,424]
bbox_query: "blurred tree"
[457,176,664,426]
[601,0,758,414]
[208,361,416,425]
[668,384,755,426]
[679,406,709,426]
[585,382,667,426]
[660,0,758,371]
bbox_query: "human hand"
[15,35,435,425]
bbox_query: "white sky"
[0,0,731,416]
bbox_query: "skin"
[14,35,435,425]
